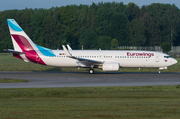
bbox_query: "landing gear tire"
[158,70,161,74]
[89,69,94,74]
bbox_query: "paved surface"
[0,71,180,88]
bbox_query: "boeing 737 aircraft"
[7,19,177,74]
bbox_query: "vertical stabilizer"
[7,19,46,65]
[7,19,37,52]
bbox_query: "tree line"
[0,2,180,52]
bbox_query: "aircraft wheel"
[89,69,94,74]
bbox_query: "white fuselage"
[39,50,177,68]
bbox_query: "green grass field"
[0,86,180,119]
[0,53,179,72]
[0,53,180,118]
[0,79,28,83]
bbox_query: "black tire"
[89,69,94,74]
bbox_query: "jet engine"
[102,63,120,71]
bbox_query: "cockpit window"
[164,56,171,58]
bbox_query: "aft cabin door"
[156,54,159,62]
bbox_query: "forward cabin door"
[156,54,159,62]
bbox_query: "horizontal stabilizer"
[3,49,26,54]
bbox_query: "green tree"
[59,5,78,48]
[139,6,159,46]
[127,2,140,21]
[146,3,180,46]
[107,13,129,46]
[1,2,180,52]
[161,42,171,54]
[0,10,21,52]
[162,4,180,46]
[127,19,146,46]
[97,36,111,50]
[111,39,118,49]
[78,29,98,49]
[30,9,48,46]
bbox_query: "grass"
[0,79,28,83]
[0,86,180,118]
[0,53,87,72]
[0,53,179,72]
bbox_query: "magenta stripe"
[13,53,23,60]
[12,34,46,65]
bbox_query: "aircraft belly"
[42,57,78,67]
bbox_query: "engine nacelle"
[102,63,120,71]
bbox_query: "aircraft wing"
[4,49,26,54]
[71,56,104,65]
[62,45,104,65]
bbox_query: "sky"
[1,0,180,11]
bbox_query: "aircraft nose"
[172,58,177,65]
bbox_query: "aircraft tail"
[7,19,38,52]
[7,19,46,65]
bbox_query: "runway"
[0,71,180,88]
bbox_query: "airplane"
[6,19,177,74]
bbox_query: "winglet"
[67,44,72,50]
[62,45,72,57]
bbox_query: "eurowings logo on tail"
[7,19,46,65]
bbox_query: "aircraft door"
[155,54,159,62]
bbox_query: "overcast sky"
[1,0,180,11]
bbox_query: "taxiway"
[0,72,180,88]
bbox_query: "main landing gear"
[89,68,94,74]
